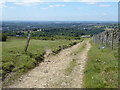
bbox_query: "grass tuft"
[65,59,77,75]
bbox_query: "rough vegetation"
[83,41,118,88]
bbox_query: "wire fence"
[92,29,119,49]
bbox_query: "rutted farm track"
[9,40,91,88]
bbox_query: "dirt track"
[9,40,91,88]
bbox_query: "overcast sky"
[0,0,119,21]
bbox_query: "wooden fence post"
[111,30,114,50]
[24,32,31,52]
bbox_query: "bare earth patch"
[9,40,91,88]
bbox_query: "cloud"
[14,0,44,6]
[6,0,17,1]
[96,4,112,7]
[49,4,65,8]
[1,0,120,2]
[63,0,71,2]
[13,0,50,6]
[0,1,7,8]
[14,2,35,6]
[49,5,54,7]
[0,0,117,8]
[86,2,112,7]
[63,0,119,2]
[10,7,15,8]
[0,1,16,8]
[0,4,7,8]
[55,4,65,7]
[41,4,65,10]
[87,2,97,5]
[0,4,15,8]
[4,0,42,2]
[0,1,5,4]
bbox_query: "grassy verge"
[72,40,87,55]
[2,38,81,87]
[65,59,77,75]
[83,41,118,88]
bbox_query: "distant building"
[81,35,91,38]
[16,35,20,37]
[37,29,42,31]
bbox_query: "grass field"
[1,38,81,86]
[83,41,118,88]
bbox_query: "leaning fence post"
[24,31,31,52]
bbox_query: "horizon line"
[1,20,118,22]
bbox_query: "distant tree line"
[3,27,105,38]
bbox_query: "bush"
[0,33,7,41]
